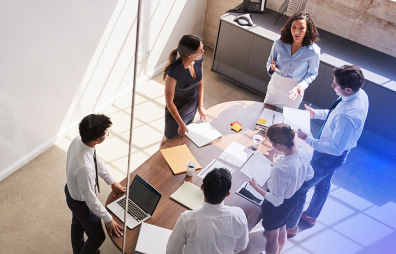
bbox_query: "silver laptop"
[107,174,162,229]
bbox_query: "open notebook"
[185,119,222,148]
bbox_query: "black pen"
[272,114,275,124]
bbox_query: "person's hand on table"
[297,128,308,141]
[288,86,303,101]
[178,122,188,136]
[111,182,126,197]
[270,58,280,72]
[304,104,315,119]
[198,106,207,121]
[106,219,124,237]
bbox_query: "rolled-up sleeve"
[298,46,320,90]
[77,167,112,222]
[265,167,288,207]
[267,40,278,76]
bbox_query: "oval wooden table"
[105,101,312,254]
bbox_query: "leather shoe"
[300,211,316,227]
[286,226,298,238]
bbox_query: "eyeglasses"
[195,49,204,54]
[100,130,110,139]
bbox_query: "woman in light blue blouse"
[264,12,320,109]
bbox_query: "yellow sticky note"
[231,123,242,132]
[257,118,267,125]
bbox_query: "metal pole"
[122,0,141,253]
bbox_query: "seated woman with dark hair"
[160,35,207,147]
[249,123,314,254]
[265,12,320,109]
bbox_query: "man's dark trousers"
[65,184,105,254]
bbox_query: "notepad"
[185,119,222,148]
[257,108,283,127]
[170,181,204,210]
[160,144,201,175]
[135,222,172,254]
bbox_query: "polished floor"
[0,47,395,254]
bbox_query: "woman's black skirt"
[261,190,299,231]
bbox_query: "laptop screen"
[129,174,162,215]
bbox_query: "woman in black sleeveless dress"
[160,35,207,147]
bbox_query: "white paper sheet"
[198,159,235,179]
[218,141,254,168]
[185,119,222,148]
[283,107,311,134]
[240,151,272,186]
[257,108,283,127]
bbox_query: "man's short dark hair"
[79,114,112,143]
[333,65,364,92]
[203,168,232,204]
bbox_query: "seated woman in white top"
[249,123,313,254]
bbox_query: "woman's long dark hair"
[163,35,202,81]
[280,12,319,46]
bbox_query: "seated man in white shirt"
[65,114,126,254]
[166,168,249,254]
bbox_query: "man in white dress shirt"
[65,114,126,254]
[166,168,249,254]
[286,65,369,237]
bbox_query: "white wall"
[0,0,207,181]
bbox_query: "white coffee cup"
[186,161,197,176]
[253,135,264,150]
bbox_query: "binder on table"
[160,144,201,175]
[135,222,172,254]
[256,108,283,127]
[185,119,222,148]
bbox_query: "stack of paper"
[135,222,172,254]
[283,107,311,134]
[160,144,201,175]
[256,108,283,127]
[185,119,222,148]
[170,181,204,210]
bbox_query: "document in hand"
[236,182,264,206]
[240,151,272,186]
[160,144,201,175]
[170,181,204,210]
[283,107,310,134]
[185,119,222,148]
[257,108,283,127]
[135,222,172,254]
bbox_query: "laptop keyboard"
[117,198,148,221]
